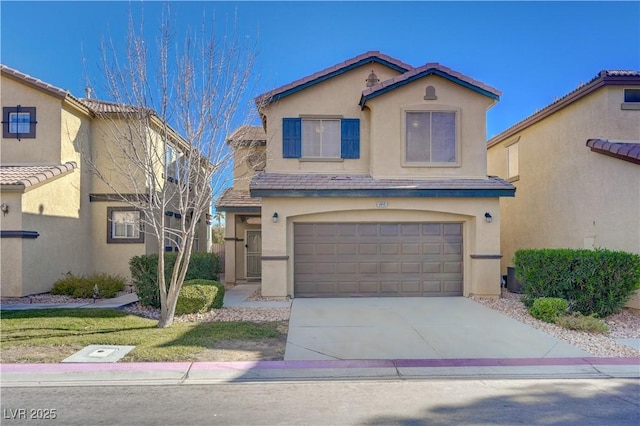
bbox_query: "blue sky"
[1,1,639,138]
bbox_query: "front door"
[246,230,262,278]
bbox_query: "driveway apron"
[284,298,592,361]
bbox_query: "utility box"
[507,267,523,294]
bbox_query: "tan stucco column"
[223,212,237,286]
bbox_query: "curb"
[2,357,639,387]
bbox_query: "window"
[624,89,640,103]
[2,106,36,139]
[506,137,520,182]
[405,111,456,163]
[107,207,144,243]
[302,119,340,158]
[282,117,360,159]
[622,89,640,110]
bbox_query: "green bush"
[515,248,640,317]
[175,285,216,315]
[556,312,609,334]
[183,279,225,309]
[51,273,125,299]
[129,252,221,308]
[528,297,568,323]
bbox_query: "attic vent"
[424,85,437,100]
[365,70,379,87]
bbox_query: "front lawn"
[0,309,287,363]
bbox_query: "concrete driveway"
[285,298,592,360]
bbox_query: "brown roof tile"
[488,70,640,147]
[586,139,640,165]
[0,162,78,188]
[1,65,70,99]
[226,126,267,145]
[250,172,514,193]
[215,188,262,209]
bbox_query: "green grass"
[0,309,284,363]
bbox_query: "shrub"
[556,312,609,334]
[175,285,216,315]
[515,248,640,317]
[51,273,125,298]
[183,279,225,309]
[129,252,221,308]
[528,297,568,323]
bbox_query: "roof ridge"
[255,51,413,105]
[488,69,640,146]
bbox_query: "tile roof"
[1,65,70,99]
[215,188,262,209]
[226,126,267,145]
[488,70,640,147]
[360,62,501,107]
[586,139,640,165]
[250,172,515,196]
[255,51,412,106]
[79,98,147,114]
[0,162,78,189]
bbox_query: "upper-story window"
[166,144,177,181]
[505,136,520,182]
[282,117,360,160]
[302,119,340,158]
[405,111,457,164]
[2,106,37,140]
[622,89,640,110]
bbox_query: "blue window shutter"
[282,118,301,158]
[341,118,360,159]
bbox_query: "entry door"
[246,230,262,278]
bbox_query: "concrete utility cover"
[61,345,135,363]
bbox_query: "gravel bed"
[471,290,640,358]
[122,303,290,323]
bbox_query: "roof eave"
[251,188,515,198]
[360,69,500,109]
[488,73,640,148]
[256,56,411,107]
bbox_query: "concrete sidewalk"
[1,357,639,387]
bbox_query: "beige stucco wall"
[487,85,640,309]
[1,75,63,164]
[0,192,24,296]
[263,63,402,175]
[20,171,93,294]
[367,75,495,179]
[260,197,502,298]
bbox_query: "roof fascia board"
[215,206,262,213]
[259,57,410,105]
[488,74,640,148]
[251,188,515,198]
[360,69,500,109]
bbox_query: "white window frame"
[107,207,144,243]
[402,106,461,167]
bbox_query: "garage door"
[294,223,463,297]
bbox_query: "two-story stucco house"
[0,65,211,297]
[217,51,515,299]
[487,70,640,309]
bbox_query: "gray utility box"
[507,267,523,294]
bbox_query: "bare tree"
[84,6,258,327]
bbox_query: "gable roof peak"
[255,51,413,106]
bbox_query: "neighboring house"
[217,51,514,298]
[0,65,211,297]
[487,70,640,309]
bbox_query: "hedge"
[175,285,217,315]
[183,279,225,309]
[514,248,640,317]
[129,252,221,308]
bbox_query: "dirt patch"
[0,345,85,364]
